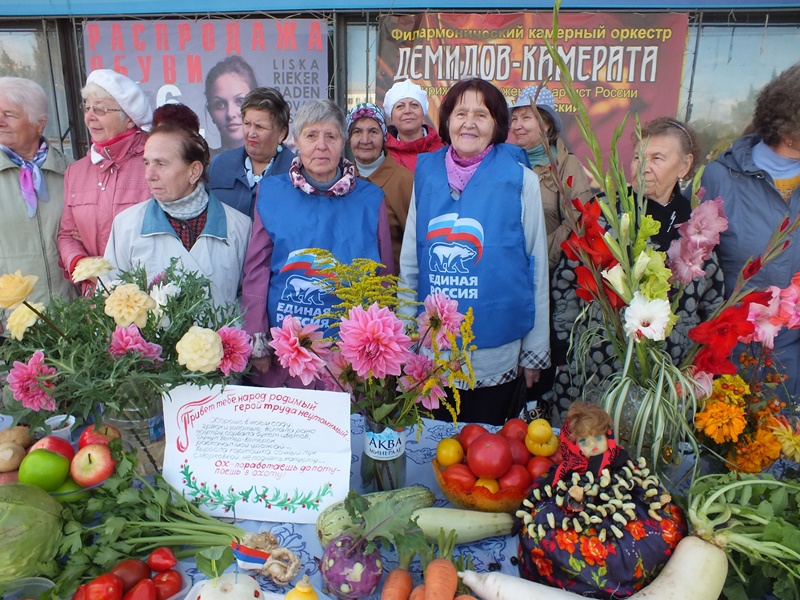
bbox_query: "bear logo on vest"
[429,242,477,274]
[281,275,325,305]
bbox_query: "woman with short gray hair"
[241,98,394,388]
[0,77,76,335]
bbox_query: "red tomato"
[458,424,488,452]
[498,463,533,491]
[500,418,529,442]
[85,574,124,600]
[147,548,177,573]
[550,449,564,464]
[442,463,478,491]
[467,433,513,480]
[110,559,151,593]
[122,579,157,600]
[507,438,532,466]
[152,570,183,600]
[73,585,88,600]
[526,455,554,481]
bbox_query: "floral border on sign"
[179,460,334,513]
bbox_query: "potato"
[0,425,33,448]
[0,441,26,472]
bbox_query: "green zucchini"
[413,507,515,544]
[316,486,436,545]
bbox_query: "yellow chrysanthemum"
[176,326,223,372]
[695,401,747,444]
[72,257,113,283]
[0,271,38,309]
[711,374,749,405]
[6,302,44,341]
[104,283,156,327]
[769,416,800,462]
[727,428,782,474]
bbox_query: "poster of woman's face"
[83,19,328,156]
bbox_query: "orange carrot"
[381,567,414,600]
[424,558,459,600]
[409,584,426,600]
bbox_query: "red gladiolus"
[742,256,762,279]
[575,265,600,303]
[740,290,774,308]
[689,304,754,356]
[566,175,574,188]
[693,347,738,376]
[780,217,790,232]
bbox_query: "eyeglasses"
[81,103,124,117]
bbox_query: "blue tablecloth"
[180,415,519,599]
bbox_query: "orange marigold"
[727,428,782,473]
[695,401,747,444]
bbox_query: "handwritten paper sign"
[162,384,351,523]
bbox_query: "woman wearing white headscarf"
[0,77,76,334]
[58,69,153,292]
[383,79,444,173]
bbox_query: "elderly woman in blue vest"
[702,63,800,400]
[241,99,394,387]
[399,78,550,425]
[104,122,252,305]
[208,87,295,218]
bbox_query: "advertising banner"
[162,384,351,524]
[83,19,328,152]
[378,12,689,178]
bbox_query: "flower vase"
[105,381,165,475]
[361,416,407,492]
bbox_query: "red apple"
[70,444,116,487]
[30,436,76,462]
[78,423,121,449]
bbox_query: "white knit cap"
[383,79,429,118]
[86,69,153,131]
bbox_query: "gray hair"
[241,87,291,142]
[0,77,48,126]
[292,99,347,141]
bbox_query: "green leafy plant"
[1,258,246,433]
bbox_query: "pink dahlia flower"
[269,316,330,385]
[320,348,352,393]
[108,324,163,361]
[7,350,57,411]
[417,293,464,350]
[339,303,411,379]
[217,326,253,376]
[399,353,446,410]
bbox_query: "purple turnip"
[320,533,383,600]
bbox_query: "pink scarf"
[445,144,493,193]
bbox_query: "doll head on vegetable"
[567,402,612,458]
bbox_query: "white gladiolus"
[601,264,631,302]
[623,291,672,341]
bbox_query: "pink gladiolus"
[689,367,714,400]
[741,286,785,349]
[7,350,57,412]
[399,354,447,410]
[417,293,464,350]
[339,303,412,379]
[779,273,800,329]
[108,324,163,360]
[217,326,253,376]
[675,197,728,251]
[667,238,707,285]
[269,316,330,385]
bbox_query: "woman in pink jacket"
[58,69,153,290]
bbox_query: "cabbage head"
[0,483,63,583]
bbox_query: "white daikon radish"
[459,534,728,600]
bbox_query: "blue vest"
[257,174,384,334]
[414,144,535,348]
[208,146,295,219]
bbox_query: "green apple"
[52,476,90,502]
[18,448,70,492]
